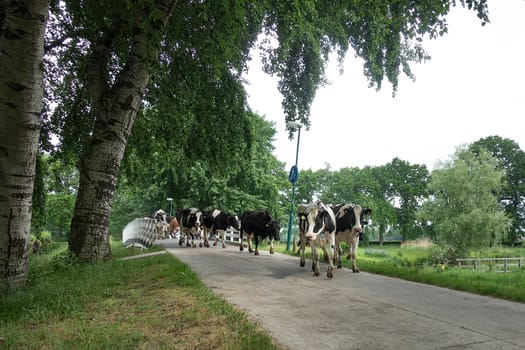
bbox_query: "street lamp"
[286,121,303,251]
[166,197,173,217]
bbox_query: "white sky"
[243,0,525,172]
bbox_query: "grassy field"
[274,240,525,303]
[0,242,283,350]
[2,240,523,349]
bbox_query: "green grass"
[0,242,283,350]
[277,243,525,303]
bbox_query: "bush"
[29,230,55,255]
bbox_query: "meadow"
[2,239,523,349]
[0,242,283,350]
[276,240,525,303]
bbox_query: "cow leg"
[221,230,227,249]
[239,230,244,251]
[311,242,320,277]
[186,231,191,247]
[248,234,254,253]
[325,232,335,278]
[320,235,330,262]
[254,236,259,255]
[350,236,360,273]
[299,234,306,267]
[213,229,219,247]
[269,238,274,254]
[202,229,209,247]
[336,243,343,269]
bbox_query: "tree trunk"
[68,0,177,260]
[379,223,385,246]
[0,0,49,291]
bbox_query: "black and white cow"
[201,209,240,248]
[297,200,336,278]
[153,209,169,239]
[239,210,280,255]
[331,204,372,272]
[177,208,203,248]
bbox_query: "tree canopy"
[419,146,511,259]
[2,0,492,289]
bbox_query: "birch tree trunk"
[68,0,177,260]
[0,0,49,291]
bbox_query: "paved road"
[156,240,525,350]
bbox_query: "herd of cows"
[153,201,372,279]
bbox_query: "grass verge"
[0,243,283,350]
[274,242,525,303]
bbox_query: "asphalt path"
[156,240,525,350]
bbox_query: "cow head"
[154,209,168,223]
[228,214,241,231]
[184,208,202,231]
[301,201,335,240]
[336,204,372,238]
[267,220,281,241]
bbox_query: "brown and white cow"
[330,204,372,272]
[297,201,336,278]
[168,216,179,239]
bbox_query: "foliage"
[29,231,54,256]
[419,146,511,260]
[37,0,491,261]
[384,158,429,241]
[470,136,525,244]
[42,155,78,239]
[111,110,288,237]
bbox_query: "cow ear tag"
[300,215,305,219]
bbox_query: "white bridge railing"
[223,229,241,243]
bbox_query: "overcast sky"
[243,0,525,172]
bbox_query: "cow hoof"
[269,248,274,254]
[213,242,218,246]
[352,268,360,273]
[300,259,305,267]
[337,263,342,269]
[313,271,319,277]
[327,267,333,279]
[255,250,259,256]
[249,249,254,254]
[222,244,226,249]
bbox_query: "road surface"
[156,240,525,350]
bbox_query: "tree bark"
[0,0,49,291]
[68,0,177,260]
